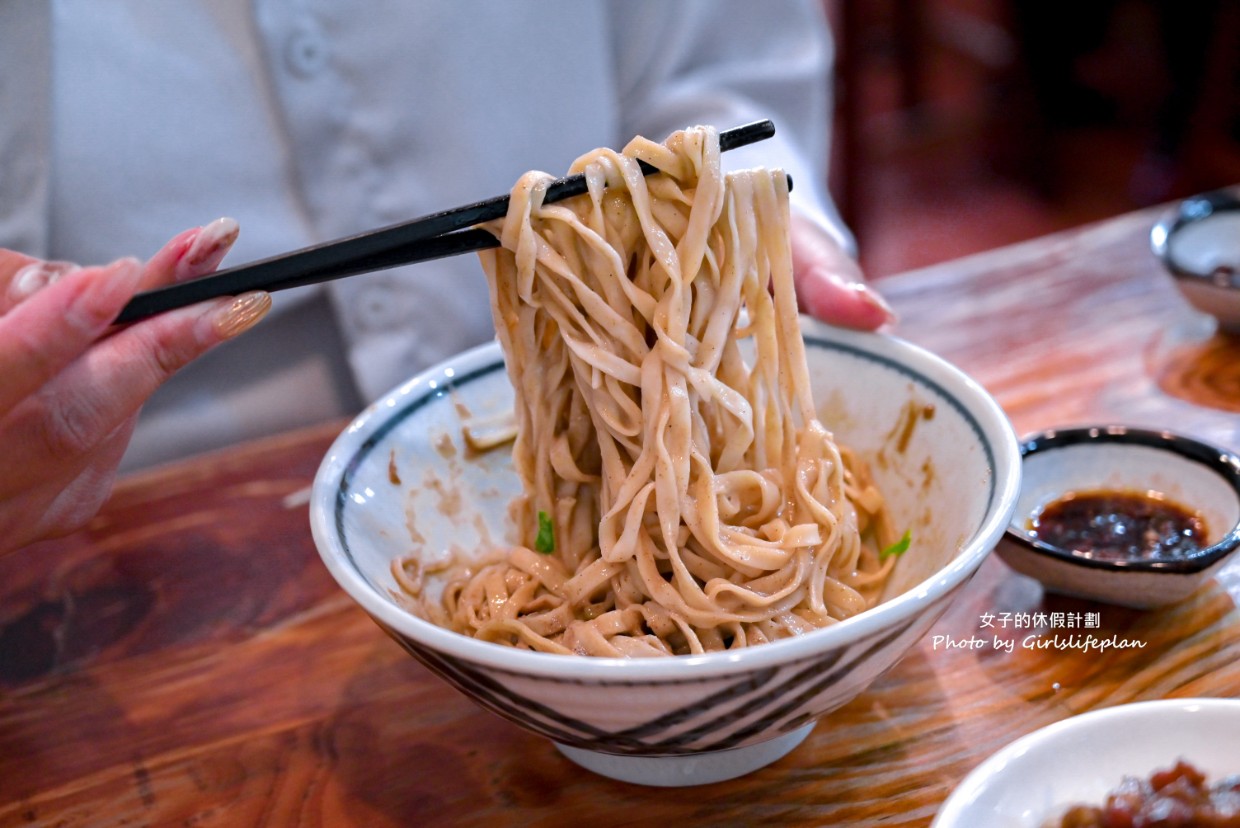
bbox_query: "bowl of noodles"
[310,126,1021,786]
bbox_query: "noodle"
[394,126,900,657]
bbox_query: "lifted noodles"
[394,126,900,657]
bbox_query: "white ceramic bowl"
[995,425,1240,609]
[309,320,1021,786]
[1151,190,1240,332]
[933,698,1240,828]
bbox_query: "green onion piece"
[535,510,555,554]
[880,529,912,560]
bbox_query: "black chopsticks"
[115,120,778,324]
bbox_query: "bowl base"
[553,723,816,787]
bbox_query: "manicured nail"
[857,283,897,325]
[212,291,271,339]
[9,260,77,302]
[179,217,239,279]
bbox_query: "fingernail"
[212,291,271,339]
[858,283,897,324]
[9,260,77,302]
[180,217,239,278]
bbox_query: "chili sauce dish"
[995,425,1240,609]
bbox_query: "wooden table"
[3,203,1239,827]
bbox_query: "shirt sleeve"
[605,0,855,255]
[0,0,52,258]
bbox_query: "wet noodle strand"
[395,126,898,656]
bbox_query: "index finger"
[138,217,240,293]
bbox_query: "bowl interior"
[1012,442,1240,549]
[313,324,1018,668]
[800,330,1006,601]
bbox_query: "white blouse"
[0,0,847,469]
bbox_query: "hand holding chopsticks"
[115,120,780,324]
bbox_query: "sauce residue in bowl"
[1051,759,1240,827]
[1028,489,1209,562]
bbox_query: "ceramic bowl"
[1151,189,1240,332]
[995,426,1240,609]
[309,320,1021,786]
[933,698,1240,828]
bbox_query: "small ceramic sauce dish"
[1151,190,1240,333]
[995,426,1240,609]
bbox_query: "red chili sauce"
[1028,489,1209,562]
[1054,760,1240,827]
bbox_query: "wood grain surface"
[2,201,1238,827]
